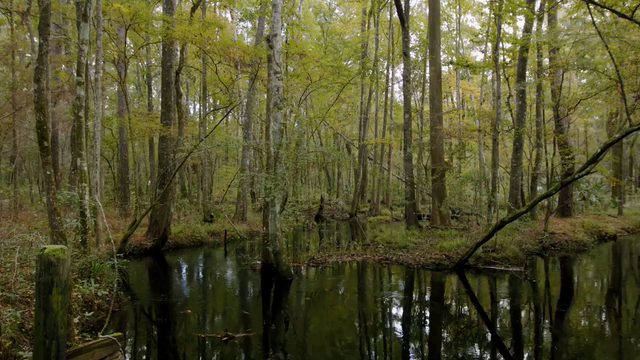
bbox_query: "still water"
[111,223,640,359]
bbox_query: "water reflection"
[112,225,640,359]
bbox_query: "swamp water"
[111,223,640,359]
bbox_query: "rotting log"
[66,333,124,360]
[34,245,70,360]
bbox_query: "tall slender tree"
[72,0,94,247]
[530,0,546,219]
[263,0,293,279]
[34,0,67,245]
[428,0,450,226]
[507,0,536,213]
[549,1,574,217]
[116,25,131,217]
[488,0,504,222]
[234,4,267,222]
[146,0,177,251]
[394,0,419,227]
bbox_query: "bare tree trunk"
[530,0,546,219]
[488,0,503,222]
[35,0,67,245]
[473,7,491,214]
[234,6,266,222]
[370,7,381,214]
[146,20,156,202]
[199,0,211,222]
[549,2,574,218]
[116,25,131,218]
[385,16,394,210]
[507,0,535,213]
[350,7,371,218]
[175,0,202,203]
[9,0,19,213]
[146,0,176,251]
[374,4,393,214]
[428,0,450,226]
[395,0,419,228]
[611,104,624,215]
[263,0,293,279]
[93,0,103,242]
[417,45,428,214]
[73,0,94,248]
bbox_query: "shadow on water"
[112,224,640,359]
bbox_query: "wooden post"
[224,229,228,257]
[34,245,70,360]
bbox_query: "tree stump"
[34,245,70,360]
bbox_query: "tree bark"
[34,0,67,245]
[116,25,131,218]
[395,0,419,227]
[488,0,503,222]
[93,0,103,240]
[73,0,94,248]
[264,0,293,279]
[428,0,450,226]
[146,0,177,251]
[530,0,546,219]
[234,6,266,222]
[199,0,211,222]
[549,1,574,217]
[374,4,394,214]
[507,0,535,213]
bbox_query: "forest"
[2,0,640,356]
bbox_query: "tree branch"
[117,104,237,254]
[453,120,640,269]
[582,0,640,27]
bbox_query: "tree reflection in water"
[111,230,640,360]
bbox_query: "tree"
[34,0,67,245]
[263,0,293,280]
[507,0,536,213]
[549,1,575,217]
[146,0,177,251]
[234,5,267,222]
[72,0,94,247]
[394,0,419,228]
[529,0,546,219]
[487,0,503,222]
[116,25,131,217]
[428,0,450,226]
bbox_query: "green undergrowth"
[306,211,640,269]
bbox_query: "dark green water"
[112,223,640,359]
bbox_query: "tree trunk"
[417,45,428,214]
[146,0,177,251]
[374,4,393,214]
[234,6,266,222]
[116,25,131,218]
[350,7,371,218]
[549,2,574,218]
[73,0,94,248]
[611,105,624,215]
[9,0,19,213]
[488,0,503,222]
[264,0,293,279]
[146,18,156,202]
[93,0,103,241]
[370,7,381,214]
[199,0,211,222]
[34,0,67,245]
[507,0,535,213]
[395,0,419,228]
[428,0,450,226]
[530,0,546,219]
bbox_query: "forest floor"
[305,209,640,270]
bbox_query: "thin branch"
[586,2,632,126]
[583,0,640,27]
[117,104,237,253]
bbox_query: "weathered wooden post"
[34,245,70,360]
